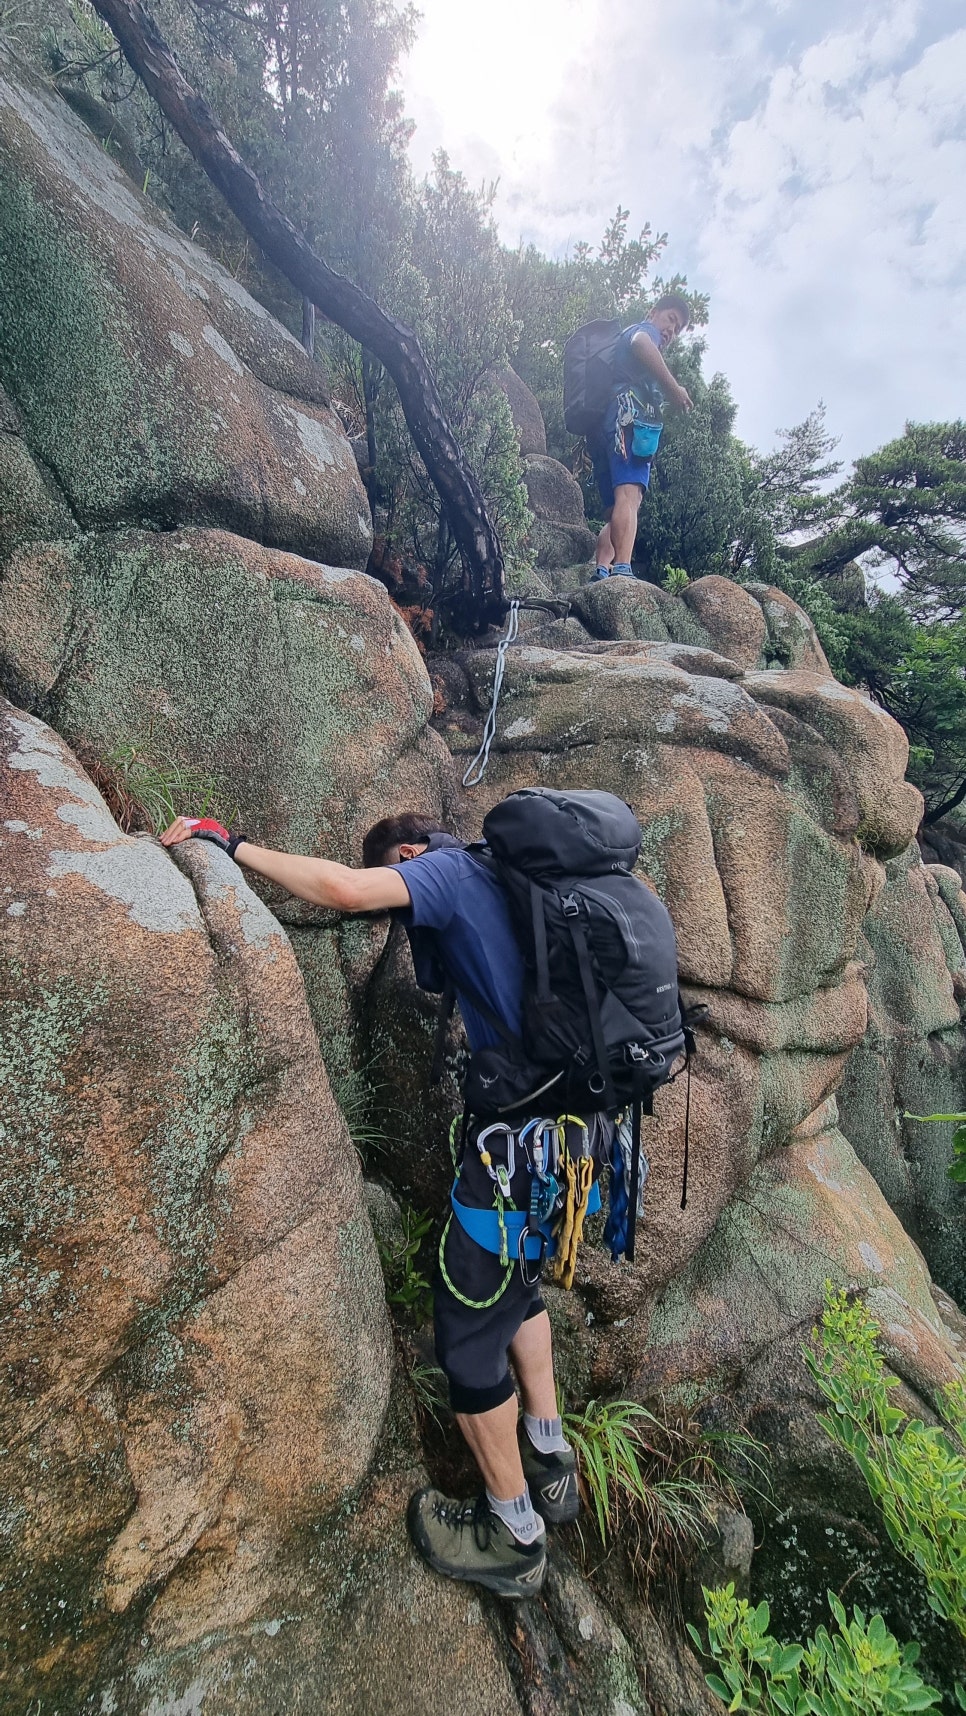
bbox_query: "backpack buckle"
[561,893,580,917]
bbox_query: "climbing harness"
[440,1111,603,1308]
[461,600,520,788]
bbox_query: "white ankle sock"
[486,1485,545,1545]
[523,1412,570,1455]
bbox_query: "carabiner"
[475,1122,516,1182]
[518,1224,547,1288]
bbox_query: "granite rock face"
[0,699,392,1705]
[0,43,371,567]
[837,848,966,1301]
[2,41,965,1716]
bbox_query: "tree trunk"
[90,0,505,630]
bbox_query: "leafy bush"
[375,1203,434,1324]
[662,564,690,593]
[691,1582,940,1714]
[804,1287,966,1645]
[905,1112,966,1184]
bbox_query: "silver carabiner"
[475,1122,516,1182]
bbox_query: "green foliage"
[408,1358,449,1428]
[663,565,691,593]
[633,357,745,580]
[805,1287,966,1642]
[100,741,234,835]
[904,1112,966,1185]
[331,1062,391,1158]
[562,1396,768,1587]
[730,406,842,584]
[691,1582,940,1714]
[348,153,530,588]
[375,1202,434,1324]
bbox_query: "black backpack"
[430,790,703,1254]
[562,318,621,435]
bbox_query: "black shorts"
[434,1213,547,1415]
[432,1111,611,1414]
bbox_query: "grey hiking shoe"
[407,1488,547,1599]
[521,1440,580,1526]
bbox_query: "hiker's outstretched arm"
[234,842,411,911]
[628,331,693,411]
[160,818,410,911]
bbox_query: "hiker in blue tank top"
[160,806,594,1602]
[589,291,693,583]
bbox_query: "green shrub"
[375,1203,434,1324]
[662,564,691,593]
[690,1582,940,1714]
[804,1287,966,1645]
[905,1111,966,1184]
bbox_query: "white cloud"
[400,0,966,461]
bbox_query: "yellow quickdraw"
[551,1115,595,1290]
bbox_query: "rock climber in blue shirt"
[161,807,596,1603]
[590,292,693,583]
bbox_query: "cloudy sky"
[401,0,965,466]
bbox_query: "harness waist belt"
[450,1182,601,1260]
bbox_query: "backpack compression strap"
[559,891,618,1112]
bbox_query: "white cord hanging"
[462,601,520,788]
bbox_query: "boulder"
[0,526,456,1055]
[525,517,597,572]
[0,699,392,1704]
[682,574,767,668]
[522,452,586,525]
[838,846,966,1300]
[745,582,830,673]
[0,43,371,568]
[489,363,547,455]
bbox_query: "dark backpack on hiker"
[562,318,621,435]
[431,789,704,1256]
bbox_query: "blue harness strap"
[450,1182,600,1261]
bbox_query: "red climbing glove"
[184,817,246,860]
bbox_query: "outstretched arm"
[629,331,693,412]
[160,818,411,912]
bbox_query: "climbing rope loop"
[462,600,521,788]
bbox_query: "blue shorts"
[591,426,652,512]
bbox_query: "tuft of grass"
[408,1359,449,1430]
[332,1062,393,1160]
[562,1395,768,1589]
[84,737,236,837]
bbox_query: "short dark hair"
[652,292,691,329]
[362,812,448,868]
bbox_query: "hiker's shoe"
[589,567,610,582]
[521,1441,580,1525]
[610,563,635,577]
[407,1488,547,1599]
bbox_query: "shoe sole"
[407,1498,547,1599]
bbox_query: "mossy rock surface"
[0,44,371,566]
